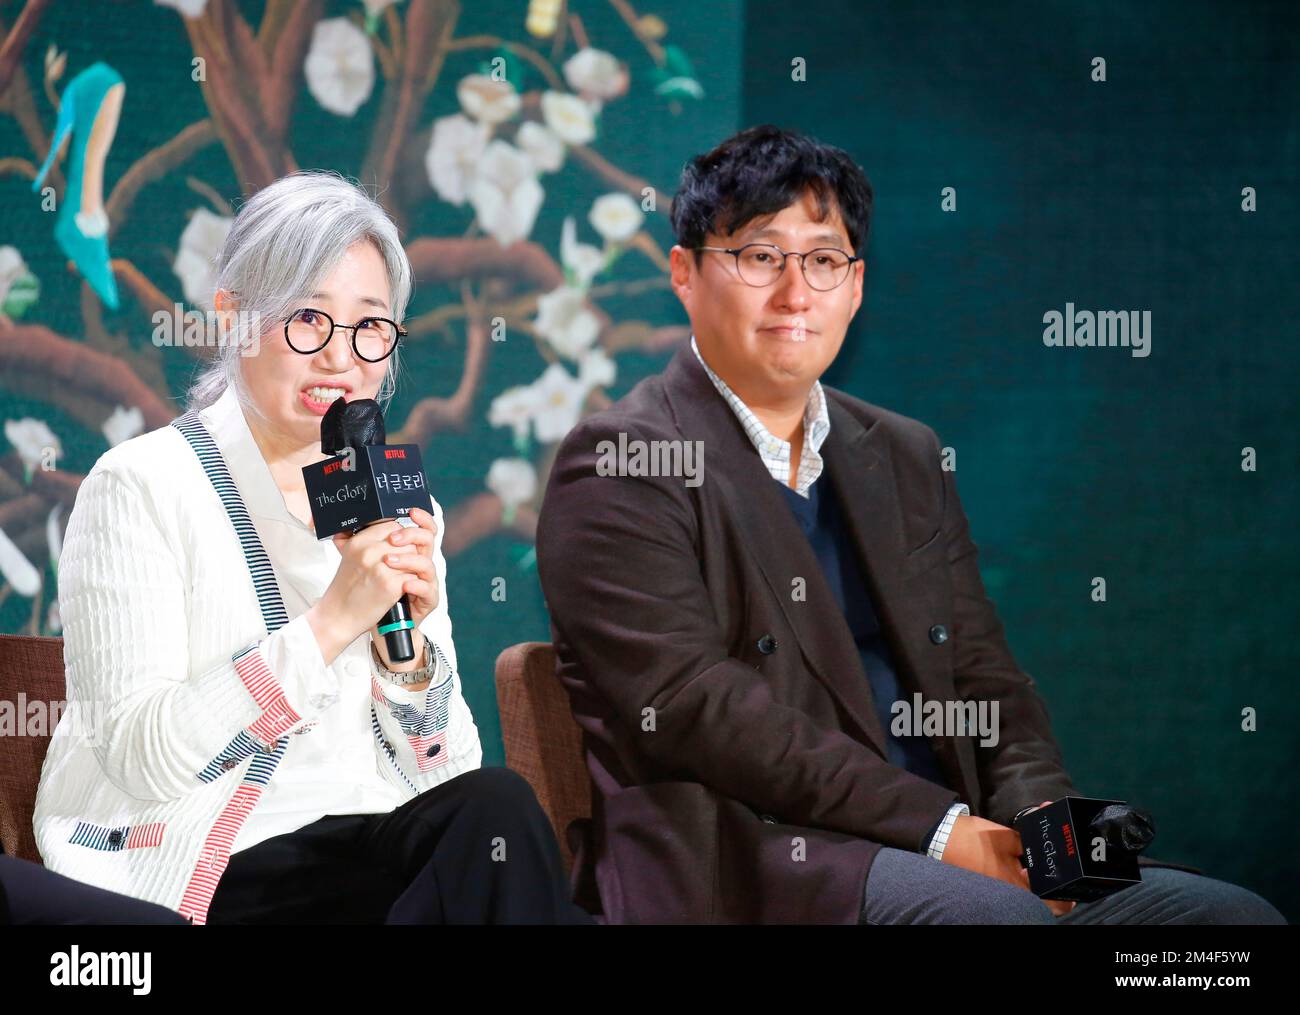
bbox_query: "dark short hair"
[670,125,873,265]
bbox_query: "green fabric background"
[744,0,1298,921]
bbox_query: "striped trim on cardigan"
[169,411,289,634]
[68,821,166,851]
[369,638,456,772]
[168,410,296,926]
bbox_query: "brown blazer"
[536,342,1084,923]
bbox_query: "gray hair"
[184,171,412,423]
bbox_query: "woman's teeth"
[305,387,346,402]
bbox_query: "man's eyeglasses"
[283,308,405,362]
[695,243,860,291]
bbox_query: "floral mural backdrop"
[0,0,742,762]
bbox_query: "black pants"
[207,766,594,925]
[0,854,188,925]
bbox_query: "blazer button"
[756,634,778,655]
[929,624,949,645]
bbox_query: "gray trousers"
[860,847,1286,925]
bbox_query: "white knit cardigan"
[33,386,482,924]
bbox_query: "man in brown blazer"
[535,126,1284,925]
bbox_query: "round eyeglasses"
[284,308,405,362]
[696,243,860,291]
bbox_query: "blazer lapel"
[821,399,981,803]
[661,346,889,756]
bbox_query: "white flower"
[4,418,60,475]
[516,121,564,173]
[468,140,543,247]
[102,405,144,447]
[578,347,617,390]
[562,48,629,105]
[304,17,374,117]
[0,524,40,597]
[363,0,401,16]
[0,245,29,307]
[530,362,588,444]
[488,385,540,442]
[534,285,600,361]
[560,216,604,288]
[425,113,489,206]
[154,0,208,17]
[589,192,644,244]
[172,208,232,310]
[540,91,596,145]
[456,74,521,126]
[486,458,538,510]
[46,599,62,635]
[46,503,63,573]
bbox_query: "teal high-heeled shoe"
[32,62,125,311]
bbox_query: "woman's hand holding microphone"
[305,506,441,673]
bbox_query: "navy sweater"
[776,477,951,790]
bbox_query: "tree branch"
[106,119,218,236]
[391,302,489,446]
[111,259,180,321]
[441,492,537,558]
[445,34,566,91]
[0,322,175,430]
[360,0,460,228]
[0,0,52,99]
[0,155,36,180]
[405,235,564,291]
[0,48,62,195]
[183,0,319,192]
[570,141,671,216]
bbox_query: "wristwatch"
[369,632,435,686]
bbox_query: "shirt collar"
[689,334,832,491]
[196,385,317,533]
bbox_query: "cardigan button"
[756,634,778,655]
[220,759,238,772]
[107,829,124,847]
[426,743,441,758]
[929,624,949,645]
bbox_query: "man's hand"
[941,802,1077,918]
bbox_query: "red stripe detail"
[234,645,302,747]
[127,823,165,849]
[246,692,302,745]
[408,731,448,772]
[177,785,262,926]
[233,646,280,709]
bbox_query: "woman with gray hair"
[33,171,589,925]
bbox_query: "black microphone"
[319,397,416,663]
[1013,796,1154,902]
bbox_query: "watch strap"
[370,632,435,686]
